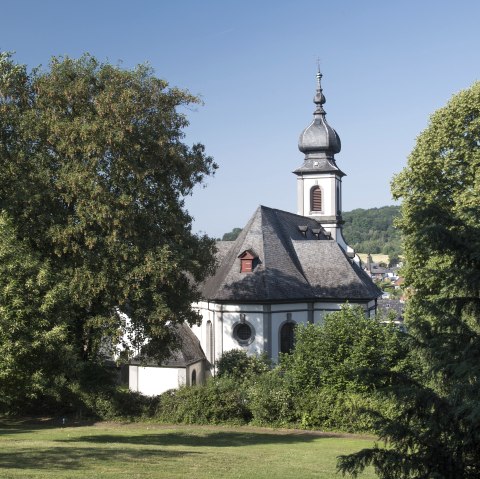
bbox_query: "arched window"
[191,369,197,386]
[280,322,296,354]
[206,320,214,364]
[311,186,322,212]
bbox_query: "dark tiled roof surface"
[202,206,381,302]
[131,323,206,368]
[293,157,345,176]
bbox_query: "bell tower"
[294,69,351,253]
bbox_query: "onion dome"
[298,70,341,158]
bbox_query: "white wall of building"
[297,173,340,219]
[128,359,207,396]
[129,365,186,396]
[193,299,377,366]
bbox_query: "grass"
[0,419,378,478]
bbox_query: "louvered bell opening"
[311,187,322,211]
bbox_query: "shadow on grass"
[0,417,96,436]
[0,446,197,470]
[57,430,337,448]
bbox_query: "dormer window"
[238,250,256,273]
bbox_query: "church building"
[190,70,380,368]
[129,71,381,395]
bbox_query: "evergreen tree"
[338,82,480,478]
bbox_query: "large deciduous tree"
[338,83,480,477]
[0,52,217,409]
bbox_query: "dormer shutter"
[238,250,256,273]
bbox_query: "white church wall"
[129,365,186,396]
[186,360,206,387]
[191,301,215,362]
[191,299,378,370]
[222,306,265,357]
[270,303,307,312]
[192,301,267,366]
[313,301,342,324]
[271,304,309,363]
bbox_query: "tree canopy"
[221,227,242,241]
[0,52,217,411]
[338,82,480,478]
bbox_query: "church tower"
[294,69,351,253]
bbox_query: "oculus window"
[233,321,255,346]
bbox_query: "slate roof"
[293,156,345,176]
[202,206,381,303]
[131,323,206,368]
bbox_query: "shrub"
[297,389,398,433]
[155,377,251,425]
[281,306,409,395]
[247,370,295,426]
[77,388,158,420]
[216,349,270,381]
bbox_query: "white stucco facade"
[296,173,341,219]
[296,171,351,252]
[192,299,377,367]
[129,359,206,396]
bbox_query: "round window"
[233,322,255,345]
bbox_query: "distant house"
[364,254,397,281]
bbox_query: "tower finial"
[314,61,326,114]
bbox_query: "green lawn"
[0,419,378,478]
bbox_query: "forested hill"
[342,205,401,256]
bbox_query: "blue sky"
[1,0,479,238]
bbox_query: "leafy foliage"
[338,82,480,478]
[0,52,217,411]
[297,389,397,433]
[342,206,402,255]
[0,212,76,412]
[247,369,295,426]
[155,377,251,425]
[281,307,409,394]
[216,349,270,381]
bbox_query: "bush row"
[147,374,397,433]
[7,307,408,434]
[58,371,396,435]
